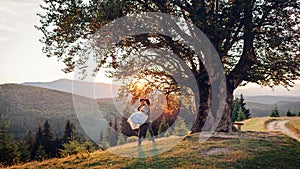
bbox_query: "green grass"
[8,132,300,169]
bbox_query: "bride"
[127,99,148,130]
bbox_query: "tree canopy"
[36,0,300,132]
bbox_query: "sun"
[135,78,148,89]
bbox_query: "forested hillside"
[0,84,117,139]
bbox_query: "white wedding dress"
[127,107,148,130]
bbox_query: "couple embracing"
[127,98,155,146]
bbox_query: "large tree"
[36,0,300,132]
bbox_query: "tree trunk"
[191,77,234,133]
[215,88,234,132]
[191,68,214,133]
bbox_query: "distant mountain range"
[0,79,299,140]
[240,95,300,105]
[23,79,119,98]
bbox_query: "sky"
[0,0,299,96]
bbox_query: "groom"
[137,98,155,146]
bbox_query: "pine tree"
[298,111,300,117]
[158,121,169,137]
[107,117,114,146]
[111,117,119,146]
[0,115,20,166]
[99,138,110,150]
[99,130,104,143]
[82,139,95,153]
[239,94,251,119]
[231,98,240,122]
[42,120,54,156]
[236,107,246,122]
[174,117,189,136]
[33,123,43,159]
[25,130,35,160]
[17,139,30,163]
[63,119,77,143]
[270,106,280,117]
[117,134,126,145]
[287,109,293,117]
[35,145,46,161]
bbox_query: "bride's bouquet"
[127,111,148,130]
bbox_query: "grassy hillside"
[7,132,300,169]
[0,84,118,140]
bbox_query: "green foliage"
[231,98,240,122]
[36,0,300,133]
[59,139,94,157]
[298,111,300,117]
[81,139,95,153]
[145,130,150,139]
[99,130,104,143]
[174,117,189,136]
[24,130,35,160]
[17,140,31,163]
[158,121,169,137]
[99,138,110,150]
[270,106,280,117]
[286,109,295,117]
[34,145,46,161]
[111,117,119,146]
[231,94,250,122]
[0,84,119,140]
[0,118,20,166]
[236,107,246,122]
[63,119,78,143]
[117,134,126,145]
[239,94,250,119]
[59,140,81,157]
[42,120,54,155]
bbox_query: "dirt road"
[267,120,300,142]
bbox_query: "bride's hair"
[145,99,150,105]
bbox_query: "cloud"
[0,36,9,43]
[0,0,39,43]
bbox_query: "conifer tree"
[0,115,20,166]
[270,106,280,117]
[35,145,46,161]
[25,130,35,160]
[42,120,54,155]
[236,107,246,122]
[63,119,77,143]
[158,121,169,137]
[17,139,30,163]
[239,94,251,119]
[99,130,104,143]
[174,117,189,136]
[287,109,293,117]
[117,134,126,145]
[111,116,119,146]
[37,0,300,133]
[33,123,43,159]
[107,117,114,146]
[231,98,240,122]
